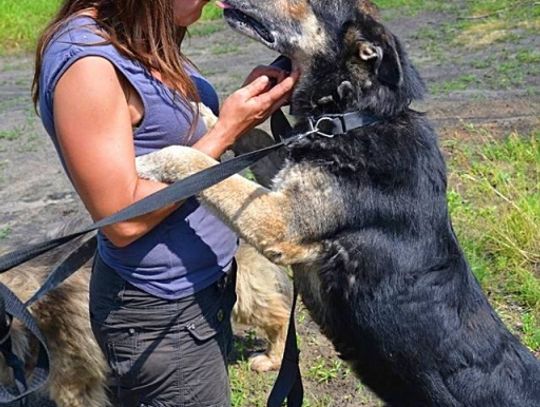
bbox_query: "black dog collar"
[271,109,381,144]
[306,111,380,137]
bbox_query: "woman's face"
[173,0,210,26]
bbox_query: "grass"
[0,128,21,141]
[0,0,61,54]
[210,43,241,55]
[307,358,346,383]
[387,0,540,93]
[0,227,10,240]
[445,129,540,350]
[0,1,223,54]
[376,0,456,16]
[430,74,478,94]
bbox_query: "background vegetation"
[0,0,538,406]
[0,0,223,54]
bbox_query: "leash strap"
[0,284,49,403]
[25,236,97,307]
[0,142,285,274]
[0,337,28,396]
[267,282,303,407]
[0,235,96,403]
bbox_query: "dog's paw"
[249,353,280,372]
[136,146,214,183]
[192,102,218,129]
[264,242,322,266]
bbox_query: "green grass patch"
[0,1,223,54]
[307,358,347,384]
[201,4,223,21]
[190,4,225,37]
[0,227,10,240]
[189,21,225,37]
[466,0,539,20]
[376,0,454,16]
[210,43,241,55]
[0,128,21,141]
[454,0,539,46]
[0,0,61,54]
[445,129,540,350]
[430,74,478,94]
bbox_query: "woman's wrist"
[192,119,238,159]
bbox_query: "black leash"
[267,283,303,407]
[0,67,380,404]
[0,285,49,404]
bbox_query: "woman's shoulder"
[45,16,105,58]
[40,16,134,98]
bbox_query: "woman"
[32,0,296,405]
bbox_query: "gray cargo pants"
[89,255,236,407]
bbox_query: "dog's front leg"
[137,146,321,265]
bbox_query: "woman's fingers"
[214,68,300,145]
[255,69,299,108]
[240,75,271,99]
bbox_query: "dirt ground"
[0,4,538,407]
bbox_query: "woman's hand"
[193,68,299,158]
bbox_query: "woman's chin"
[176,11,203,27]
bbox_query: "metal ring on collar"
[314,117,339,137]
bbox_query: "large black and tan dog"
[137,0,540,406]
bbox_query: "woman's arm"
[54,57,296,247]
[54,57,179,247]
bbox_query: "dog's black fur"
[221,1,540,405]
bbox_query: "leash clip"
[308,116,344,138]
[314,117,339,137]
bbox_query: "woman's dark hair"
[32,0,200,117]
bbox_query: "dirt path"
[0,6,538,407]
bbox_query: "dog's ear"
[358,37,403,88]
[358,41,382,62]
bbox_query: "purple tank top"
[38,16,238,299]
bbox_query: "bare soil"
[0,7,538,407]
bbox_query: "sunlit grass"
[0,0,61,54]
[445,129,540,350]
[0,0,223,54]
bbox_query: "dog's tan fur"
[137,146,328,266]
[0,238,110,407]
[233,244,291,371]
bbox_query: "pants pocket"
[91,319,139,389]
[186,273,236,348]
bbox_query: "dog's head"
[222,0,425,116]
